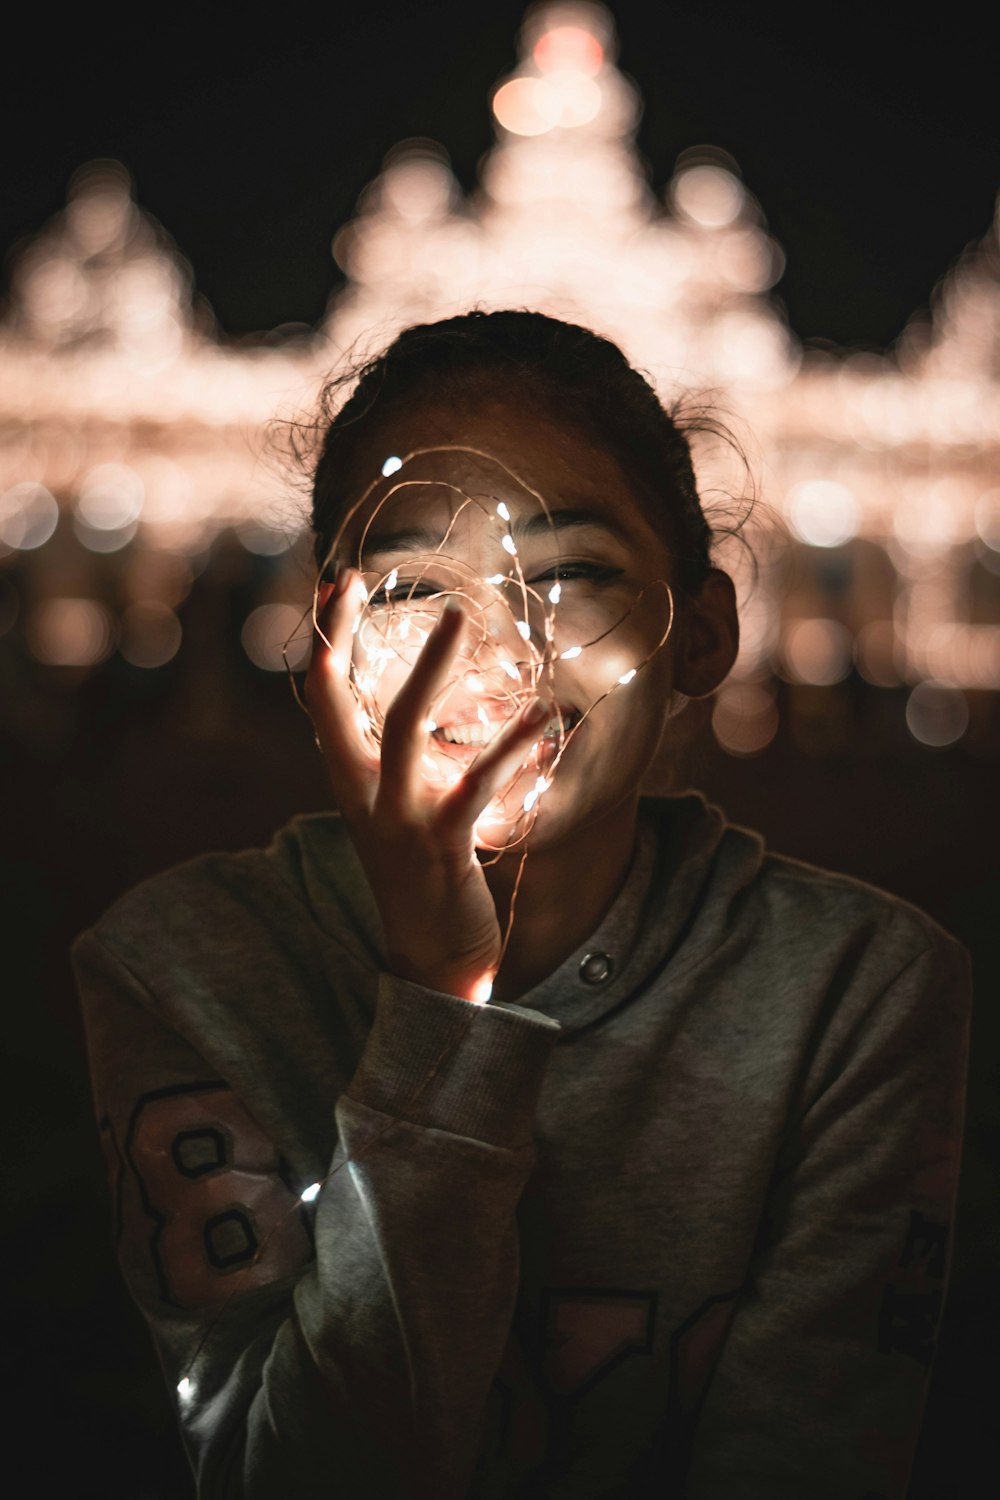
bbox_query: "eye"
[366,581,444,608]
[530,563,623,585]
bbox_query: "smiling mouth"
[432,709,580,753]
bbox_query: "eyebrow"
[361,506,630,558]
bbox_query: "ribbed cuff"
[345,974,560,1149]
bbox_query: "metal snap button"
[579,952,613,985]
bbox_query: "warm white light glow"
[493,77,561,136]
[533,25,604,77]
[27,597,114,667]
[712,681,779,756]
[241,603,310,672]
[470,976,494,1005]
[783,618,853,686]
[76,463,144,531]
[905,682,969,747]
[672,165,745,227]
[120,601,182,669]
[300,1182,321,1203]
[2,3,998,743]
[974,489,1000,551]
[785,480,860,548]
[0,482,59,551]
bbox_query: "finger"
[304,567,375,809]
[377,599,466,805]
[439,697,553,828]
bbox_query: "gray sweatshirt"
[73,793,972,1499]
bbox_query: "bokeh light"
[712,681,779,756]
[974,488,1000,551]
[785,480,860,548]
[782,618,853,686]
[0,0,997,754]
[242,603,310,671]
[533,25,604,76]
[0,482,59,551]
[120,601,183,668]
[672,165,745,228]
[905,681,969,747]
[27,598,114,666]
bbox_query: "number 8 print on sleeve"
[120,1081,313,1308]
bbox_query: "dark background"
[2,3,998,1494]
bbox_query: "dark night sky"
[3,1,998,351]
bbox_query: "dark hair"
[310,309,732,595]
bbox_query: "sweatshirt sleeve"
[73,929,560,1500]
[683,927,972,1500]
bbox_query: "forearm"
[78,931,559,1498]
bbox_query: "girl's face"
[328,387,687,852]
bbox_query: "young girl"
[74,311,971,1499]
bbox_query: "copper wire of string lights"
[297,445,676,856]
[168,448,680,1406]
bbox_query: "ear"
[672,568,740,698]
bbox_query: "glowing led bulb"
[485,573,506,585]
[423,718,436,732]
[560,645,582,659]
[501,534,517,556]
[496,502,511,521]
[470,976,494,1005]
[382,456,403,477]
[177,1378,193,1402]
[384,568,398,591]
[516,621,531,640]
[548,582,561,604]
[618,668,637,685]
[499,659,519,680]
[300,1182,321,1204]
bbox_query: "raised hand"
[305,568,551,1003]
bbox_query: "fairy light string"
[179,445,676,1404]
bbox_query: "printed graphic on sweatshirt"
[481,1286,739,1485]
[540,1288,657,1395]
[877,1209,950,1367]
[123,1081,313,1307]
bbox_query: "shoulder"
[754,847,967,969]
[78,812,383,985]
[649,793,970,1021]
[735,844,973,1043]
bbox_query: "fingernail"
[443,596,464,616]
[317,582,334,610]
[523,697,551,725]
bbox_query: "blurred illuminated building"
[2,0,999,758]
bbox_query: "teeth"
[438,712,579,746]
[440,722,497,745]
